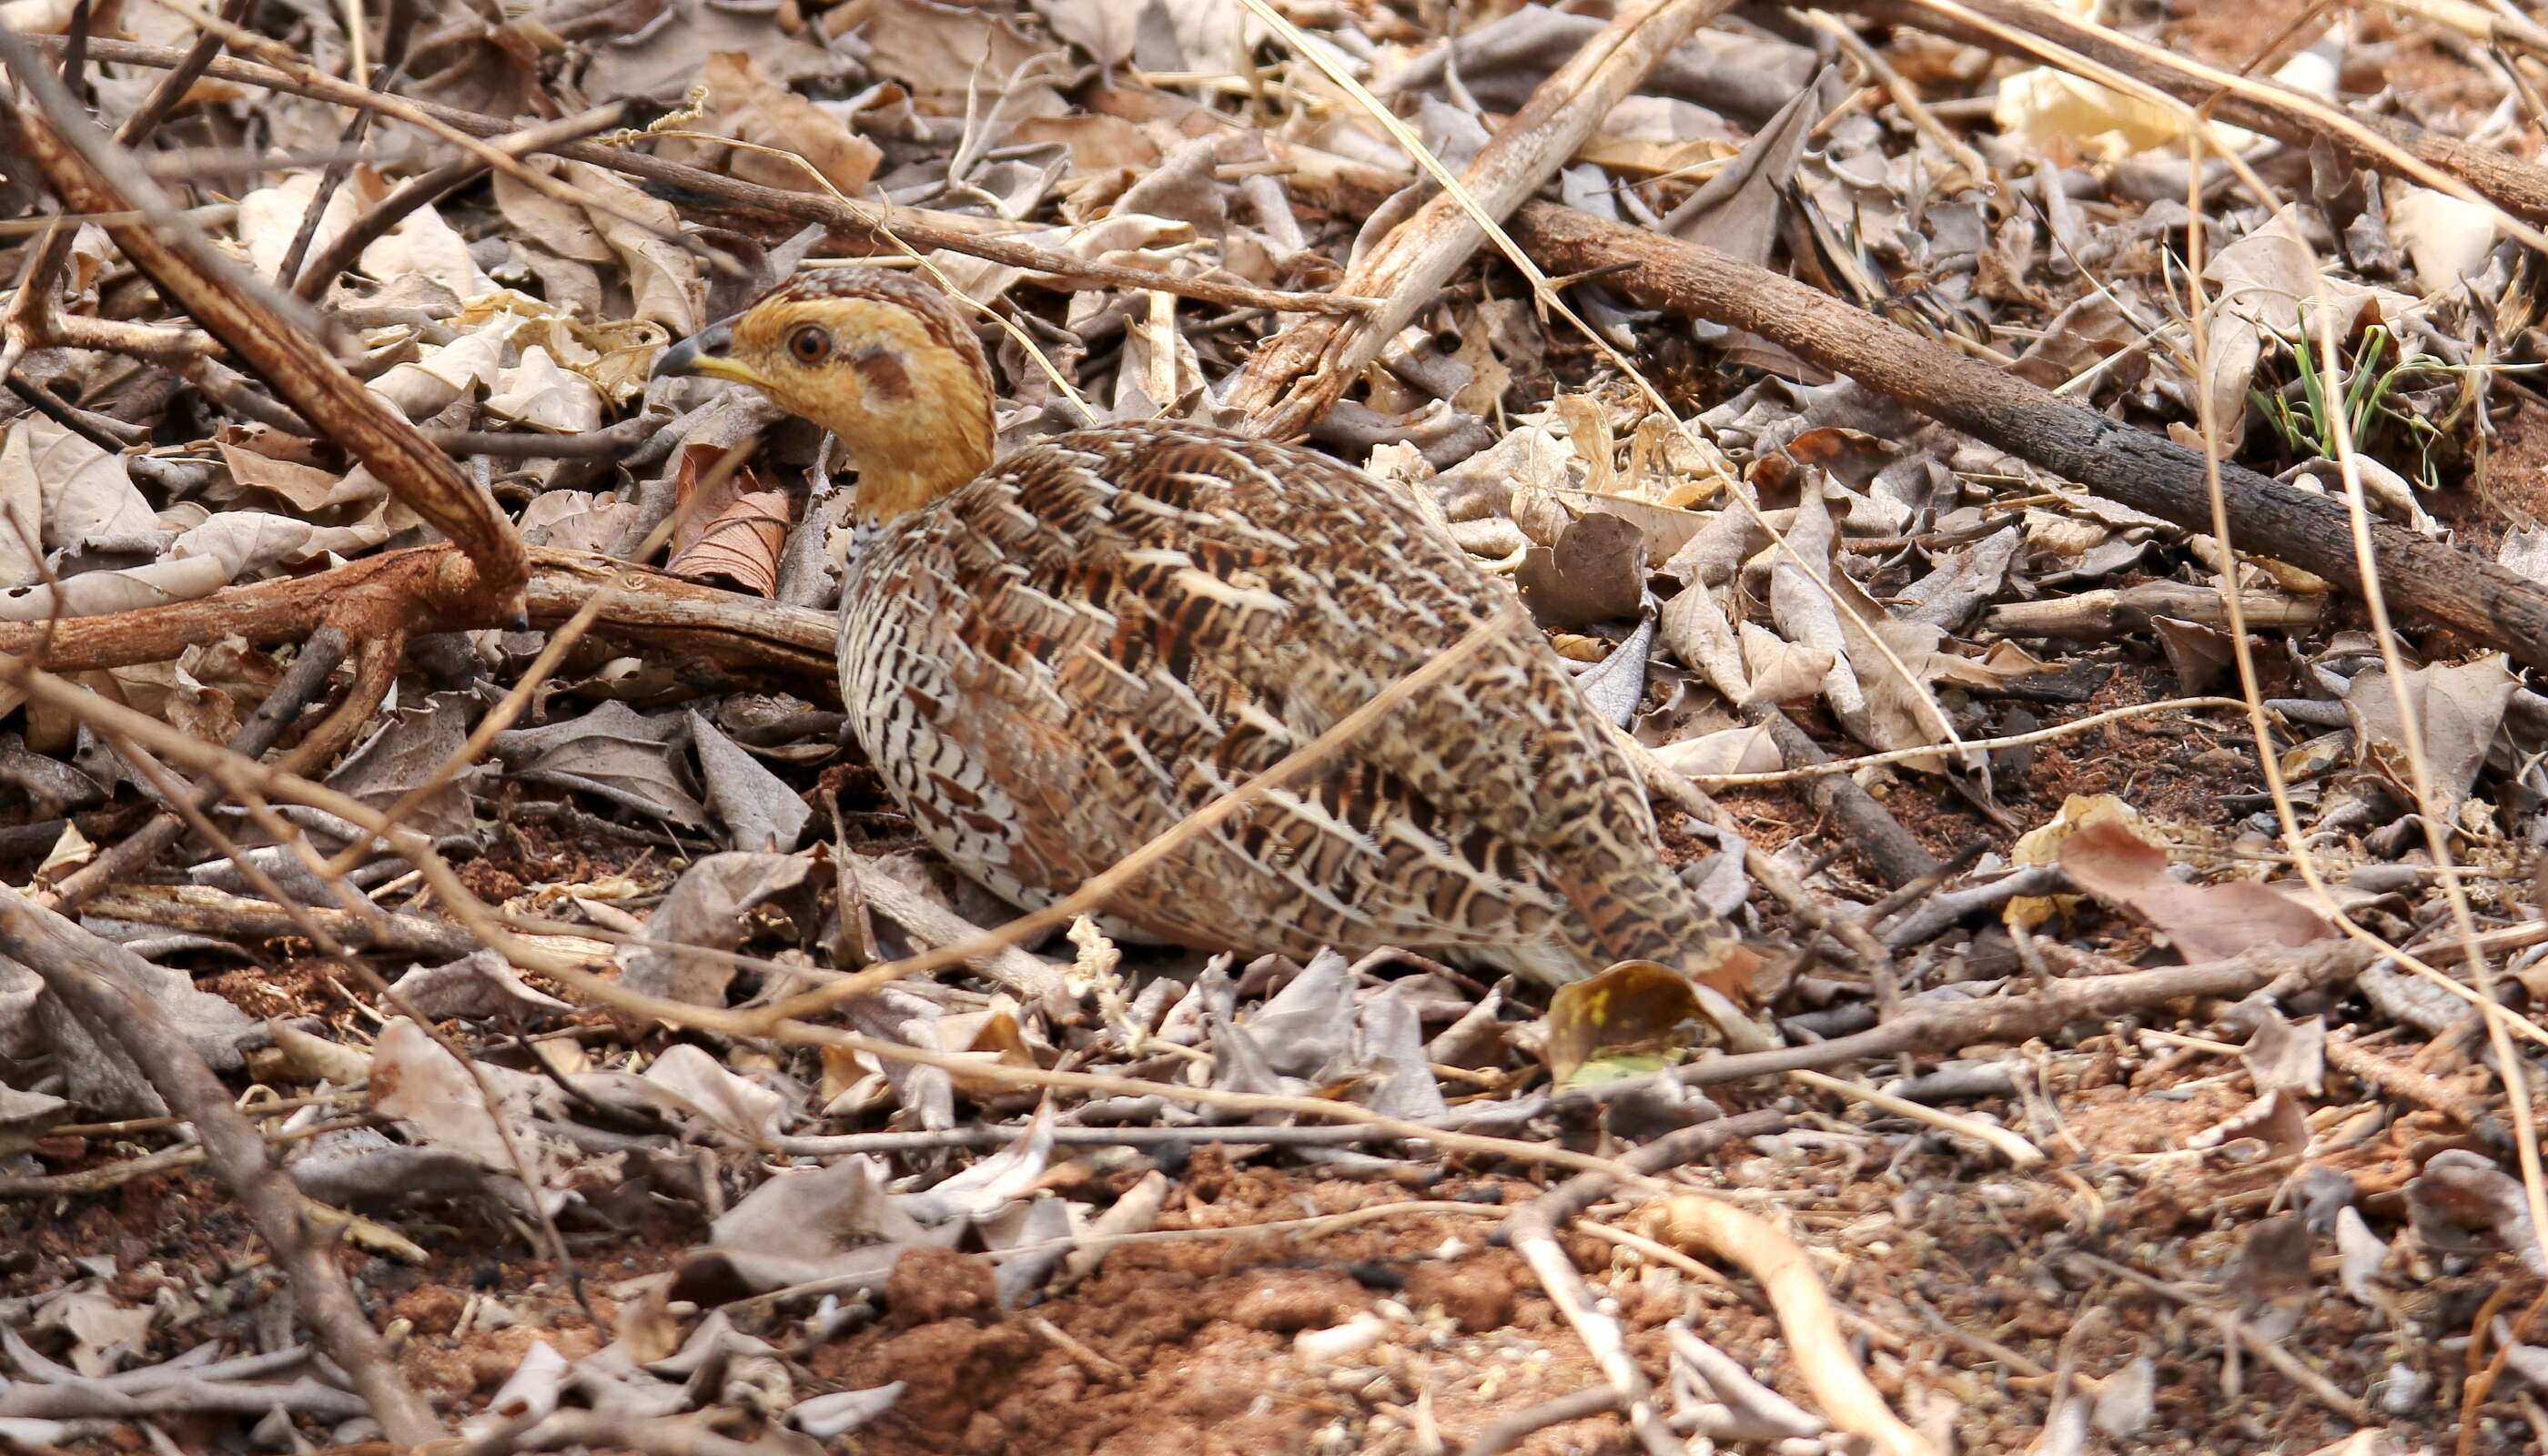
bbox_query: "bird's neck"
[850,429,993,523]
[844,389,996,524]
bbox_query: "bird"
[653,268,1759,1033]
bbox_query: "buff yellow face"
[652,269,997,522]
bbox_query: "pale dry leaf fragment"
[1033,0,1142,66]
[862,0,1063,116]
[387,950,575,1022]
[693,1155,938,1292]
[36,937,254,1116]
[1735,621,1835,707]
[369,324,506,422]
[470,1340,568,1435]
[1515,512,1645,629]
[31,1286,156,1377]
[637,1044,789,1147]
[216,439,347,515]
[1667,75,1826,267]
[1660,581,1748,703]
[2385,180,2501,294]
[0,1079,70,1153]
[2058,818,2333,962]
[687,710,811,852]
[2090,1356,2156,1439]
[2406,1149,2547,1274]
[581,0,847,99]
[561,161,705,337]
[491,700,708,828]
[2335,1206,2391,1302]
[266,1020,374,1085]
[238,170,488,297]
[494,162,616,265]
[2500,525,2548,583]
[2234,1004,2327,1096]
[2186,1087,2310,1157]
[1896,526,2021,632]
[369,1017,581,1211]
[617,852,814,1006]
[0,419,157,555]
[2341,653,2516,823]
[325,691,490,839]
[790,1383,907,1440]
[484,345,607,434]
[521,490,639,553]
[2199,210,2423,439]
[1767,480,1870,733]
[1652,723,1782,778]
[0,424,76,586]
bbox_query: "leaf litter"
[5,0,2548,1452]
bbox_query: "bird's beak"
[652,320,760,387]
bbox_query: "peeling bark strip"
[0,888,447,1447]
[1223,0,1734,438]
[0,50,531,612]
[1509,202,2548,674]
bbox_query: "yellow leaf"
[1543,959,1704,1090]
[2006,794,2160,930]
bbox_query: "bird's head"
[652,268,996,522]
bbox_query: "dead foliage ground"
[7,0,2548,1454]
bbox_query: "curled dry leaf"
[666,442,794,596]
[2405,1149,2548,1274]
[1515,511,1646,629]
[2187,1087,2311,1158]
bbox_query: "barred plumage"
[655,268,1748,1006]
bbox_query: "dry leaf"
[1516,512,1645,628]
[663,51,884,197]
[2058,818,2333,962]
[1542,959,1705,1091]
[666,444,793,596]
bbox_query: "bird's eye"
[787,325,832,365]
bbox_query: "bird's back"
[838,422,1733,985]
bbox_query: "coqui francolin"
[654,268,1764,1044]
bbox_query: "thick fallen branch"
[0,547,835,686]
[0,886,445,1446]
[1509,202,2548,673]
[1226,0,1729,435]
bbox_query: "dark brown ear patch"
[850,344,913,399]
